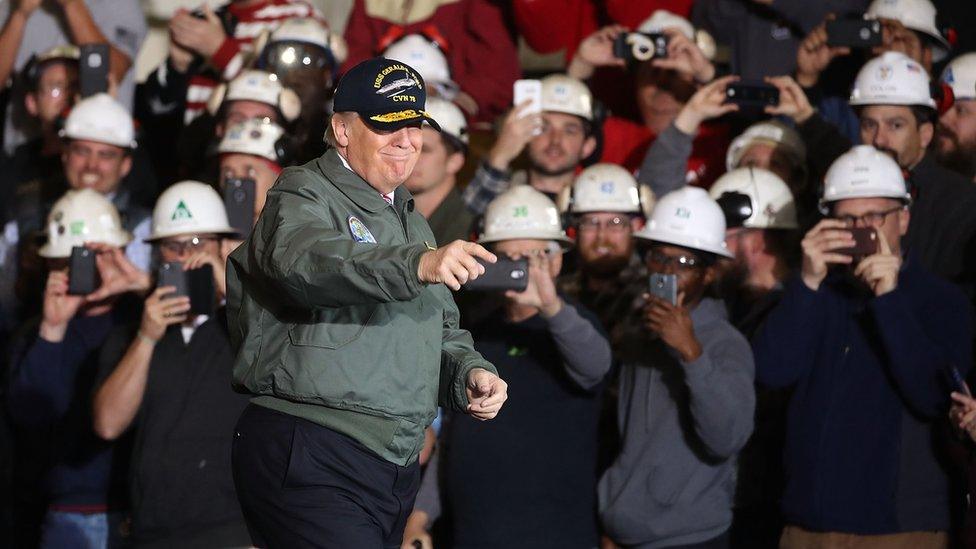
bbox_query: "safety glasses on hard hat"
[257,41,334,75]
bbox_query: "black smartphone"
[826,19,882,48]
[157,261,188,298]
[649,273,678,306]
[79,44,109,98]
[725,81,780,108]
[948,364,972,397]
[223,177,256,239]
[462,257,529,292]
[837,227,878,257]
[187,264,215,316]
[613,32,669,63]
[68,246,100,295]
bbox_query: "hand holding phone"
[462,257,528,292]
[79,44,110,98]
[826,19,882,48]
[157,262,215,315]
[513,79,542,117]
[68,246,101,295]
[648,273,678,306]
[613,32,669,63]
[223,178,256,238]
[837,227,878,258]
[724,81,780,108]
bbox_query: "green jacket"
[226,149,496,466]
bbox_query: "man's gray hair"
[324,112,358,149]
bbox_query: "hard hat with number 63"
[820,145,911,213]
[541,74,593,121]
[146,181,236,242]
[941,53,976,101]
[39,189,132,258]
[559,163,655,217]
[634,187,733,258]
[866,0,949,62]
[849,51,935,108]
[60,93,136,149]
[479,186,574,248]
[709,167,798,230]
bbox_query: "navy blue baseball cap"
[332,57,441,132]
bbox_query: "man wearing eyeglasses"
[599,186,755,549]
[93,181,253,546]
[558,163,653,340]
[406,185,612,549]
[753,146,971,548]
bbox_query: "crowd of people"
[1,0,976,548]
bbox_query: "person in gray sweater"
[599,187,755,549]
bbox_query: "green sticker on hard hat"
[513,206,529,218]
[171,200,193,221]
[69,221,85,235]
[676,207,691,219]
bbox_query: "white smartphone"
[513,79,542,118]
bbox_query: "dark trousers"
[232,404,420,549]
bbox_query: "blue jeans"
[40,510,125,549]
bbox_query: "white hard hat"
[634,187,733,258]
[940,53,976,100]
[39,189,132,258]
[849,51,935,109]
[270,17,347,64]
[638,10,695,39]
[709,167,798,230]
[866,0,949,62]
[424,97,467,145]
[59,93,136,149]
[637,10,716,60]
[207,70,301,122]
[147,181,236,242]
[383,34,452,87]
[726,119,807,172]
[218,118,286,164]
[559,163,655,216]
[541,74,593,121]
[479,185,573,248]
[820,145,911,213]
[36,44,80,64]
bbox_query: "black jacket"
[797,114,976,295]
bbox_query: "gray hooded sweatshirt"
[599,297,755,548]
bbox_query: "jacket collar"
[316,149,415,213]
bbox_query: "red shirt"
[342,0,519,125]
[600,116,729,188]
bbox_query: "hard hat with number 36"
[40,189,132,258]
[479,186,574,248]
[634,187,733,258]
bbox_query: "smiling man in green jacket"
[226,57,508,548]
